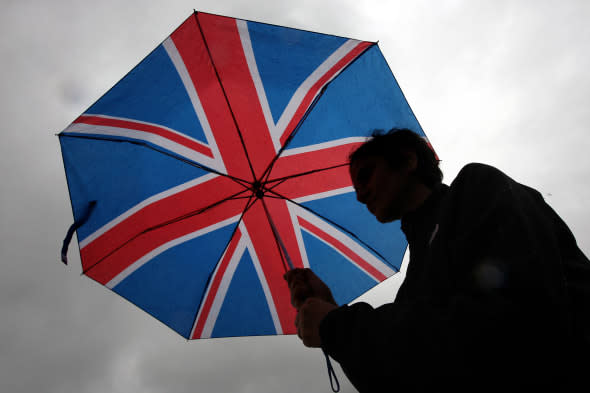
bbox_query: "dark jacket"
[320,163,590,392]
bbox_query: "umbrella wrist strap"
[61,201,96,264]
[322,348,340,392]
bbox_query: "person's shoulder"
[451,163,512,190]
[445,163,520,207]
[456,163,509,180]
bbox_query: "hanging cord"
[61,200,97,264]
[323,348,340,392]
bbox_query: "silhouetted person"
[285,129,590,392]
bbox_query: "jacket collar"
[401,183,448,241]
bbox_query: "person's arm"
[318,164,574,391]
[284,268,339,347]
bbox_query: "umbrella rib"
[193,11,257,183]
[259,42,376,186]
[265,189,399,272]
[58,133,252,189]
[258,85,326,185]
[55,15,191,132]
[265,163,350,191]
[82,188,252,276]
[188,193,258,338]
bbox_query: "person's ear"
[402,150,418,172]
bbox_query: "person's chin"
[375,213,387,223]
[376,211,399,223]
[370,206,397,223]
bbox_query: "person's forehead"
[349,156,384,182]
[350,155,382,170]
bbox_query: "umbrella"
[59,11,428,340]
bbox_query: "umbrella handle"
[263,203,339,391]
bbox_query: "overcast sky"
[2,1,589,392]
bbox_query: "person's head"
[348,128,442,222]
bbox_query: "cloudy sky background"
[2,1,589,392]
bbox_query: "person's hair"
[349,128,443,188]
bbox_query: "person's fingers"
[286,269,314,308]
[298,301,316,348]
[297,304,308,345]
[296,312,303,341]
[283,268,307,285]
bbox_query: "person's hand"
[296,297,338,347]
[284,268,336,309]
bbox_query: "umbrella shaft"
[262,201,295,270]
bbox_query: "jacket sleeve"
[319,163,580,392]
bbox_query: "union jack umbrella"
[59,11,427,339]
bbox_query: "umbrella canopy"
[59,11,428,339]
